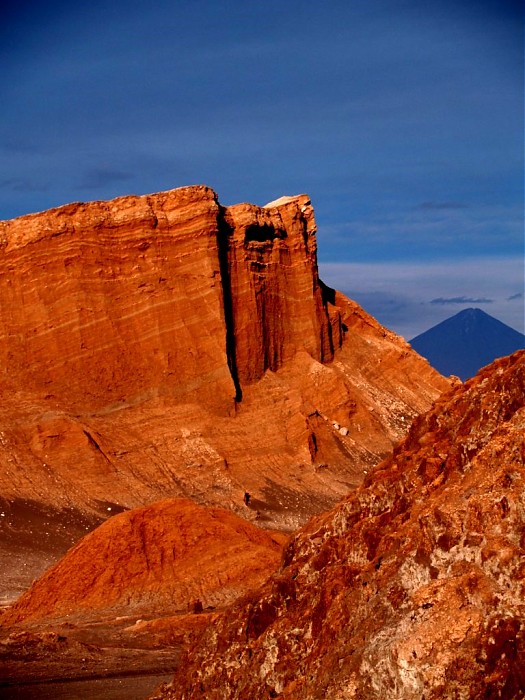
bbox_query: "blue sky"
[1,0,523,338]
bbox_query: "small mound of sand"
[2,498,287,624]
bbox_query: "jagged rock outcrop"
[1,498,287,624]
[220,195,340,390]
[156,350,525,700]
[0,186,449,599]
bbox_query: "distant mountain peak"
[410,308,525,380]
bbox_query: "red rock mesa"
[0,186,448,599]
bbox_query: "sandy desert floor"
[0,612,188,699]
[0,673,173,700]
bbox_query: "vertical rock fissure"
[319,279,338,361]
[217,208,243,402]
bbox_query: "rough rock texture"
[220,196,338,388]
[0,186,232,411]
[0,186,448,599]
[1,498,287,624]
[157,350,525,700]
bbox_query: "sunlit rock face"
[0,186,448,600]
[219,195,340,388]
[0,186,335,413]
[158,350,525,700]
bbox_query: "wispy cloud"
[507,292,523,301]
[0,141,39,155]
[0,178,48,193]
[319,256,525,338]
[418,201,468,210]
[80,167,134,190]
[317,202,523,262]
[429,296,493,305]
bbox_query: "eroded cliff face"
[0,186,232,412]
[0,187,337,413]
[158,351,525,700]
[220,196,340,390]
[0,186,448,601]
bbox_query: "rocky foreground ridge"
[0,186,448,602]
[154,350,525,700]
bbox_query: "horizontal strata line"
[1,269,220,303]
[0,290,224,342]
[16,338,225,377]
[5,240,220,268]
[3,264,219,290]
[1,211,219,249]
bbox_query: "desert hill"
[410,307,525,380]
[1,498,287,625]
[0,186,449,601]
[156,349,525,700]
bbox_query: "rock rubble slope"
[0,186,448,598]
[157,350,525,700]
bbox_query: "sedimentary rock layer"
[158,350,525,700]
[1,187,232,411]
[220,195,340,390]
[0,187,338,413]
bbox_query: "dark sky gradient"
[1,0,523,337]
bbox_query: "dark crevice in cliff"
[319,279,336,306]
[260,296,281,374]
[82,429,113,465]
[319,279,336,361]
[244,223,286,244]
[217,208,243,403]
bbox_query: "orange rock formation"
[0,187,333,412]
[156,350,525,700]
[0,186,448,599]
